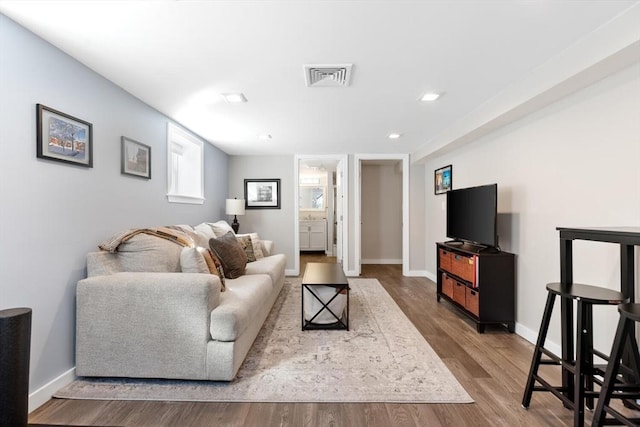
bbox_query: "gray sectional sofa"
[75,221,286,381]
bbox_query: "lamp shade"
[226,199,245,216]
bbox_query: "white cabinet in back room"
[299,220,327,251]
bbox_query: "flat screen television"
[446,184,498,248]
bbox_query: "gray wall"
[423,63,640,351]
[0,14,228,394]
[228,155,295,272]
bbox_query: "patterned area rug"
[55,278,473,403]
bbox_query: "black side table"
[0,307,32,427]
[301,263,350,331]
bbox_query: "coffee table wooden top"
[302,263,348,287]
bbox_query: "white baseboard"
[285,268,298,277]
[515,322,561,356]
[361,259,402,265]
[424,270,437,283]
[345,270,359,277]
[29,367,76,413]
[405,270,429,278]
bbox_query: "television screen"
[446,184,497,248]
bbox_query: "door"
[335,159,344,264]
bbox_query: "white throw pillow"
[208,220,235,237]
[194,223,216,247]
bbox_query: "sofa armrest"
[76,272,221,379]
[261,240,274,257]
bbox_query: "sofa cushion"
[209,232,247,279]
[209,273,273,341]
[244,254,286,286]
[115,234,182,272]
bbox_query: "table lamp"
[226,198,245,233]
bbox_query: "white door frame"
[354,153,410,276]
[294,154,349,276]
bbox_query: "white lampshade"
[226,198,245,216]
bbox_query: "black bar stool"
[522,282,627,427]
[591,303,640,426]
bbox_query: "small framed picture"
[244,179,281,209]
[121,136,151,179]
[434,165,452,195]
[36,104,93,167]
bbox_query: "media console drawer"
[439,249,451,271]
[450,253,475,285]
[453,281,466,306]
[465,287,479,317]
[442,273,454,299]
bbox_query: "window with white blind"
[166,123,204,204]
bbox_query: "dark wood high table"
[556,227,640,420]
[301,262,350,330]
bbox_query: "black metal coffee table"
[301,263,349,330]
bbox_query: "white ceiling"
[1,1,639,157]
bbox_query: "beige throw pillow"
[236,235,256,262]
[209,232,247,279]
[237,232,264,259]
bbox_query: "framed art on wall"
[434,164,452,195]
[121,136,151,179]
[36,104,93,167]
[244,179,281,209]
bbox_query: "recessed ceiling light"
[421,93,440,101]
[388,133,401,139]
[221,93,247,103]
[258,134,272,140]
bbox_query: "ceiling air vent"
[304,64,353,87]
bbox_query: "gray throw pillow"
[209,232,247,279]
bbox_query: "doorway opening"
[294,155,348,277]
[354,154,409,277]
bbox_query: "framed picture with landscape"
[434,164,452,195]
[244,178,281,209]
[121,136,151,179]
[36,104,93,167]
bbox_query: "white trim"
[516,322,561,357]
[406,270,431,278]
[166,194,205,204]
[294,154,349,275]
[361,259,402,265]
[285,269,298,277]
[424,269,437,283]
[344,269,359,277]
[354,153,410,276]
[29,367,76,413]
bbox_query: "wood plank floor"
[30,255,585,426]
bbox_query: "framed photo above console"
[244,178,280,209]
[434,164,452,194]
